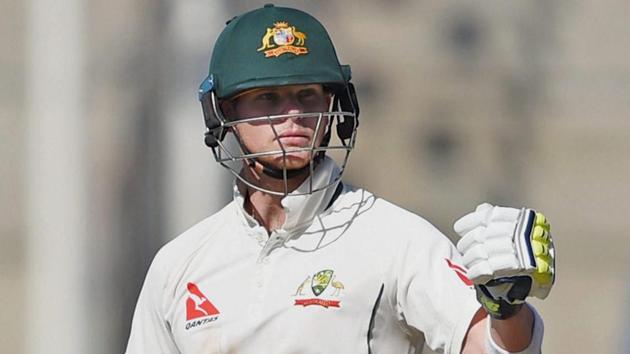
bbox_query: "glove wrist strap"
[476,285,524,320]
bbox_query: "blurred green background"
[2,0,629,353]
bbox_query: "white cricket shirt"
[126,158,481,354]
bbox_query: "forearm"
[489,304,534,351]
[462,304,542,354]
[484,303,544,354]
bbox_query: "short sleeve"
[125,251,180,354]
[394,220,481,354]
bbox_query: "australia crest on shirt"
[292,269,344,308]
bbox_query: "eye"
[298,89,327,108]
[298,89,321,102]
[255,92,280,103]
[298,89,315,98]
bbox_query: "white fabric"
[234,156,342,237]
[126,161,481,354]
[454,203,529,284]
[485,304,544,354]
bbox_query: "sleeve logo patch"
[257,21,308,57]
[185,282,220,330]
[445,258,474,287]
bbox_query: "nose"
[281,97,303,123]
[284,95,303,114]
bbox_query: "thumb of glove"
[453,202,494,236]
[475,202,493,212]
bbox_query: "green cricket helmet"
[198,4,359,196]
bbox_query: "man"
[126,4,555,354]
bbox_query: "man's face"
[222,84,331,170]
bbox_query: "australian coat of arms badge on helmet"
[257,21,308,57]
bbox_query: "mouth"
[276,131,311,145]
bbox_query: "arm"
[487,305,534,350]
[126,252,180,354]
[392,218,484,354]
[462,305,536,353]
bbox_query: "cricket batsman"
[126,4,555,353]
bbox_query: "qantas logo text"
[185,282,220,330]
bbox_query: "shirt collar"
[233,157,341,236]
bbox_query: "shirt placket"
[249,229,290,319]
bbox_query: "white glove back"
[454,203,555,300]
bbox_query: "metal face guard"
[203,91,357,196]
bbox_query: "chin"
[266,152,313,170]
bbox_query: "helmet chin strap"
[246,151,325,180]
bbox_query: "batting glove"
[454,203,555,319]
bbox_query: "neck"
[240,164,309,233]
[244,189,285,233]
